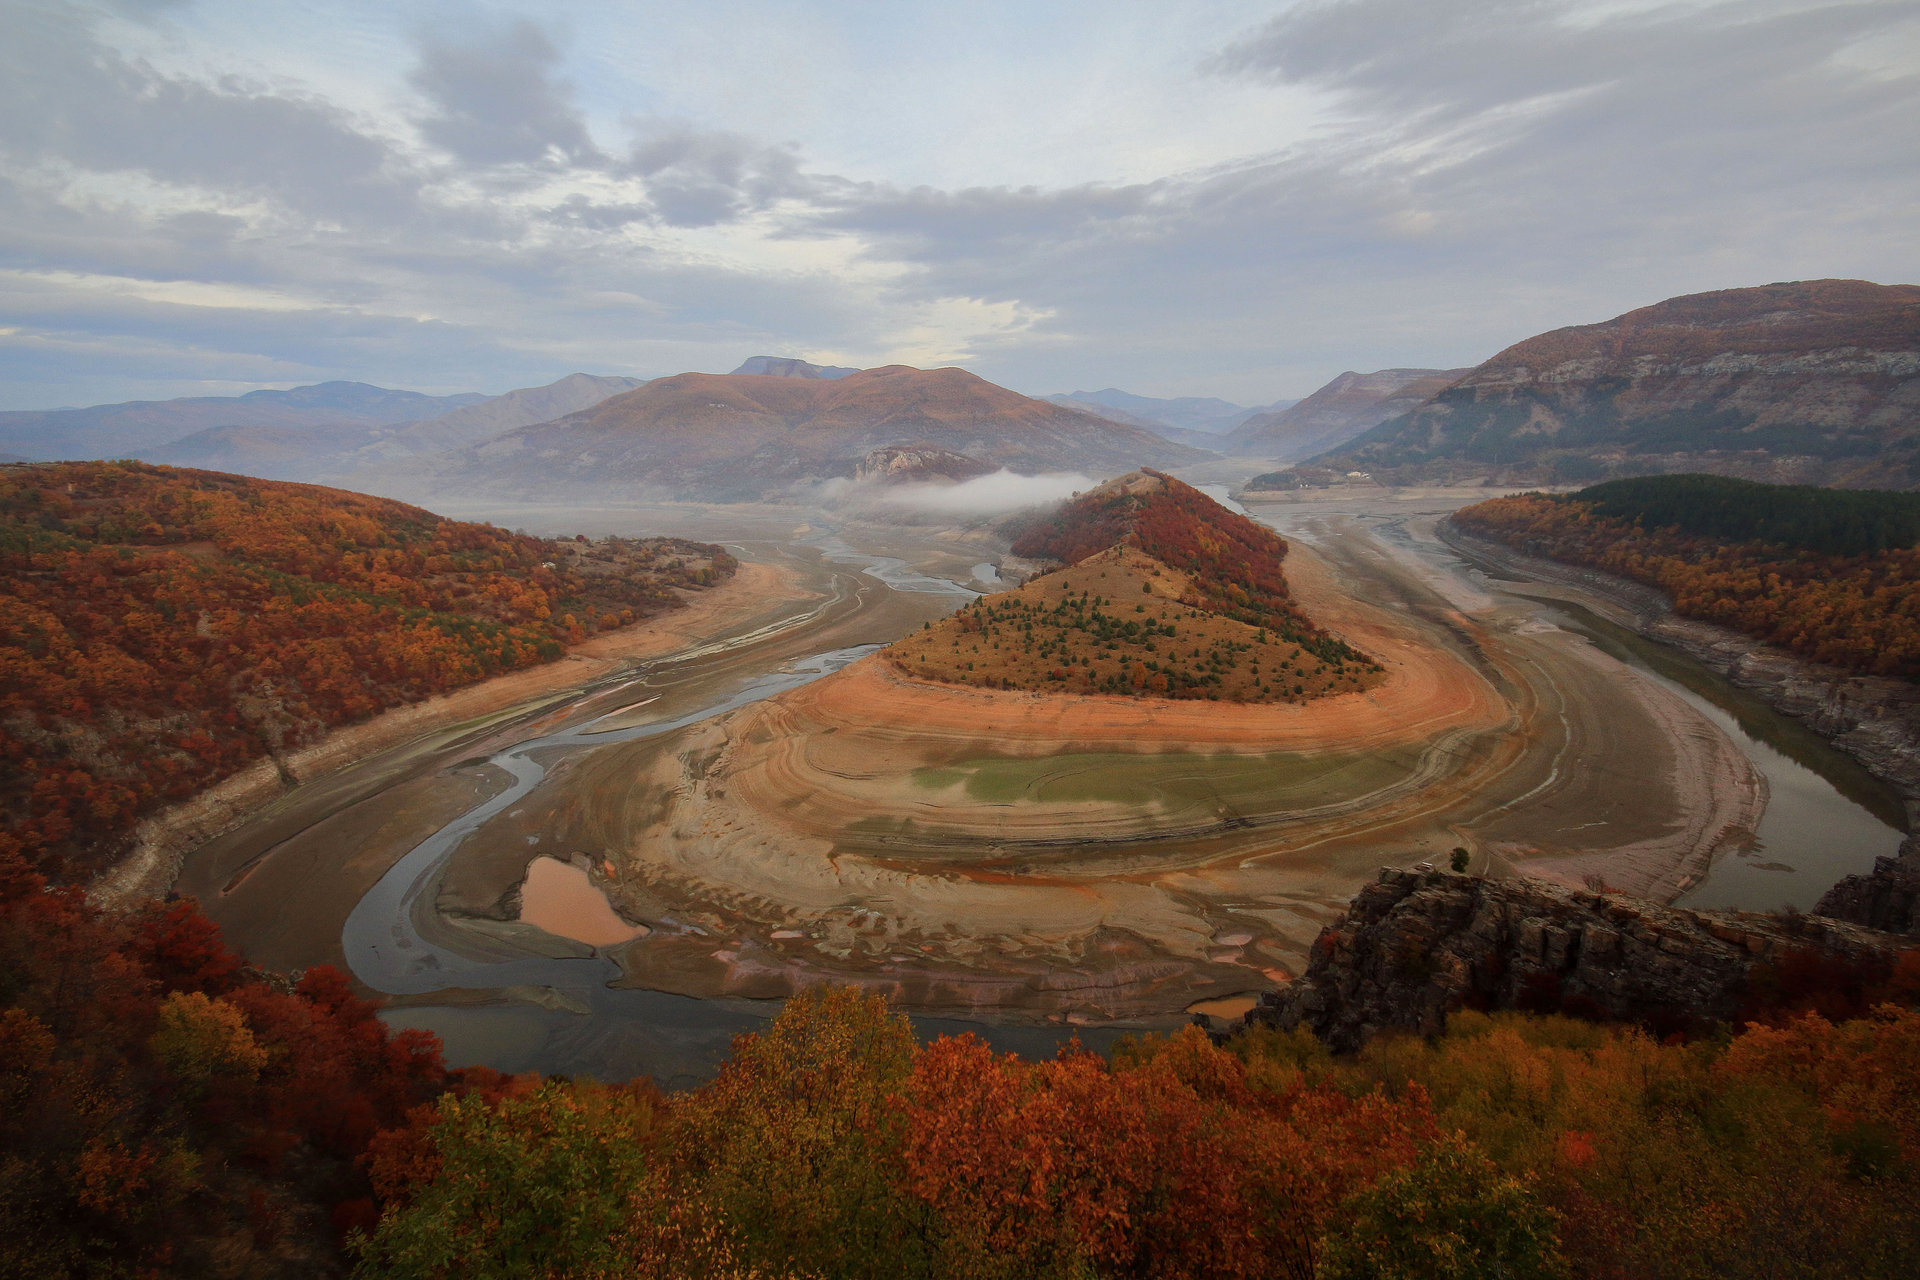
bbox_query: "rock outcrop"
[1815,856,1920,936]
[1317,279,1920,487]
[727,355,860,379]
[1248,868,1915,1052]
[853,443,994,485]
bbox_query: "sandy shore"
[706,539,1510,847]
[90,561,796,909]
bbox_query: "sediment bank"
[1438,520,1920,828]
[90,561,795,910]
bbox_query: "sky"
[2,0,1917,411]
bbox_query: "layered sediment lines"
[714,540,1503,847]
[590,526,1767,1019]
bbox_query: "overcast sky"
[2,0,1917,410]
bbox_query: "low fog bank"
[821,469,1096,519]
[882,469,1096,516]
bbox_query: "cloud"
[409,20,603,168]
[0,5,421,228]
[805,0,1920,398]
[0,1,1915,411]
[623,123,810,227]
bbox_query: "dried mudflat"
[173,497,1770,1034]
[587,508,1764,1021]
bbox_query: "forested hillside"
[1008,470,1337,640]
[354,989,1920,1280]
[1574,474,1920,556]
[0,461,734,882]
[1453,475,1920,677]
[0,873,450,1275]
[895,471,1378,701]
[4,878,1917,1276]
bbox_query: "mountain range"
[431,365,1203,500]
[1,361,1206,499]
[1224,368,1471,461]
[1046,389,1279,431]
[1314,279,1920,487]
[0,382,488,463]
[13,280,1919,499]
[144,374,651,480]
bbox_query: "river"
[340,499,1902,1084]
[1364,507,1906,911]
[362,543,1123,1086]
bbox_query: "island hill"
[887,471,1381,702]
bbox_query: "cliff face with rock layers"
[1319,280,1920,487]
[1248,868,1916,1052]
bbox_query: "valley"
[163,484,1905,1081]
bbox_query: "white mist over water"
[877,469,1096,517]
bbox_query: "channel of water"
[367,511,1904,1085]
[1390,516,1906,909]
[363,547,1125,1085]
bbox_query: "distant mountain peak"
[432,363,1203,501]
[728,355,860,380]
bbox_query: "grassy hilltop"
[889,471,1380,702]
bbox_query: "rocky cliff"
[853,443,994,484]
[728,355,859,379]
[1318,280,1920,487]
[1249,868,1915,1051]
[1815,856,1920,937]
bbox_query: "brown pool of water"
[1186,993,1260,1021]
[517,856,650,947]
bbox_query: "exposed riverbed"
[175,490,1910,1085]
[1266,497,1905,910]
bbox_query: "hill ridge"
[1314,279,1920,487]
[436,366,1202,499]
[887,471,1378,702]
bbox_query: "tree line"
[1576,474,1920,557]
[1454,480,1920,680]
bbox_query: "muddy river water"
[181,494,1907,1084]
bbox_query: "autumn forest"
[0,461,734,883]
[6,868,1918,1279]
[1454,475,1920,680]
